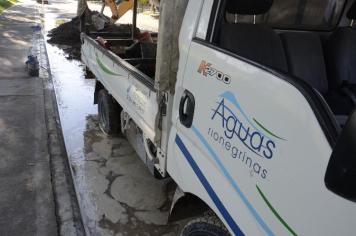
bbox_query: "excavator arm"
[103,0,134,22]
[78,0,134,30]
[77,0,134,26]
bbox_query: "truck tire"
[180,211,231,236]
[97,89,121,135]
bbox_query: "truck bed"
[81,33,159,141]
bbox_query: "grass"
[0,0,17,14]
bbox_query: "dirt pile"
[47,11,132,60]
[47,16,82,46]
[47,12,88,60]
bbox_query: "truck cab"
[81,0,356,235]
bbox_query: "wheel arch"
[169,186,212,222]
[94,80,105,104]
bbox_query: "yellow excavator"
[77,0,135,30]
[107,0,160,20]
[78,0,160,32]
[103,0,134,22]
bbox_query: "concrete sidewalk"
[0,1,82,235]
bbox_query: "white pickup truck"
[81,0,356,235]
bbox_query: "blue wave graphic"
[219,91,275,141]
[192,126,275,236]
[175,135,245,236]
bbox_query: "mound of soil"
[47,16,82,45]
[47,10,132,60]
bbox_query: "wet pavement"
[43,0,179,235]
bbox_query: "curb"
[33,3,86,236]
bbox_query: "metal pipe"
[132,0,138,39]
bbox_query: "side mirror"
[325,110,356,202]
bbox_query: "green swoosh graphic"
[96,54,122,76]
[253,118,286,141]
[256,185,297,236]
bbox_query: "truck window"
[206,0,347,71]
[208,0,289,72]
[224,0,346,30]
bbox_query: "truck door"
[169,41,277,236]
[167,0,356,235]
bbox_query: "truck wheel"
[180,211,230,236]
[97,89,121,135]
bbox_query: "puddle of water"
[46,44,96,155]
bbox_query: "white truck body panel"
[81,38,158,141]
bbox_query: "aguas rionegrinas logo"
[207,92,285,179]
[210,91,285,159]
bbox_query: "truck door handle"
[179,90,195,128]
